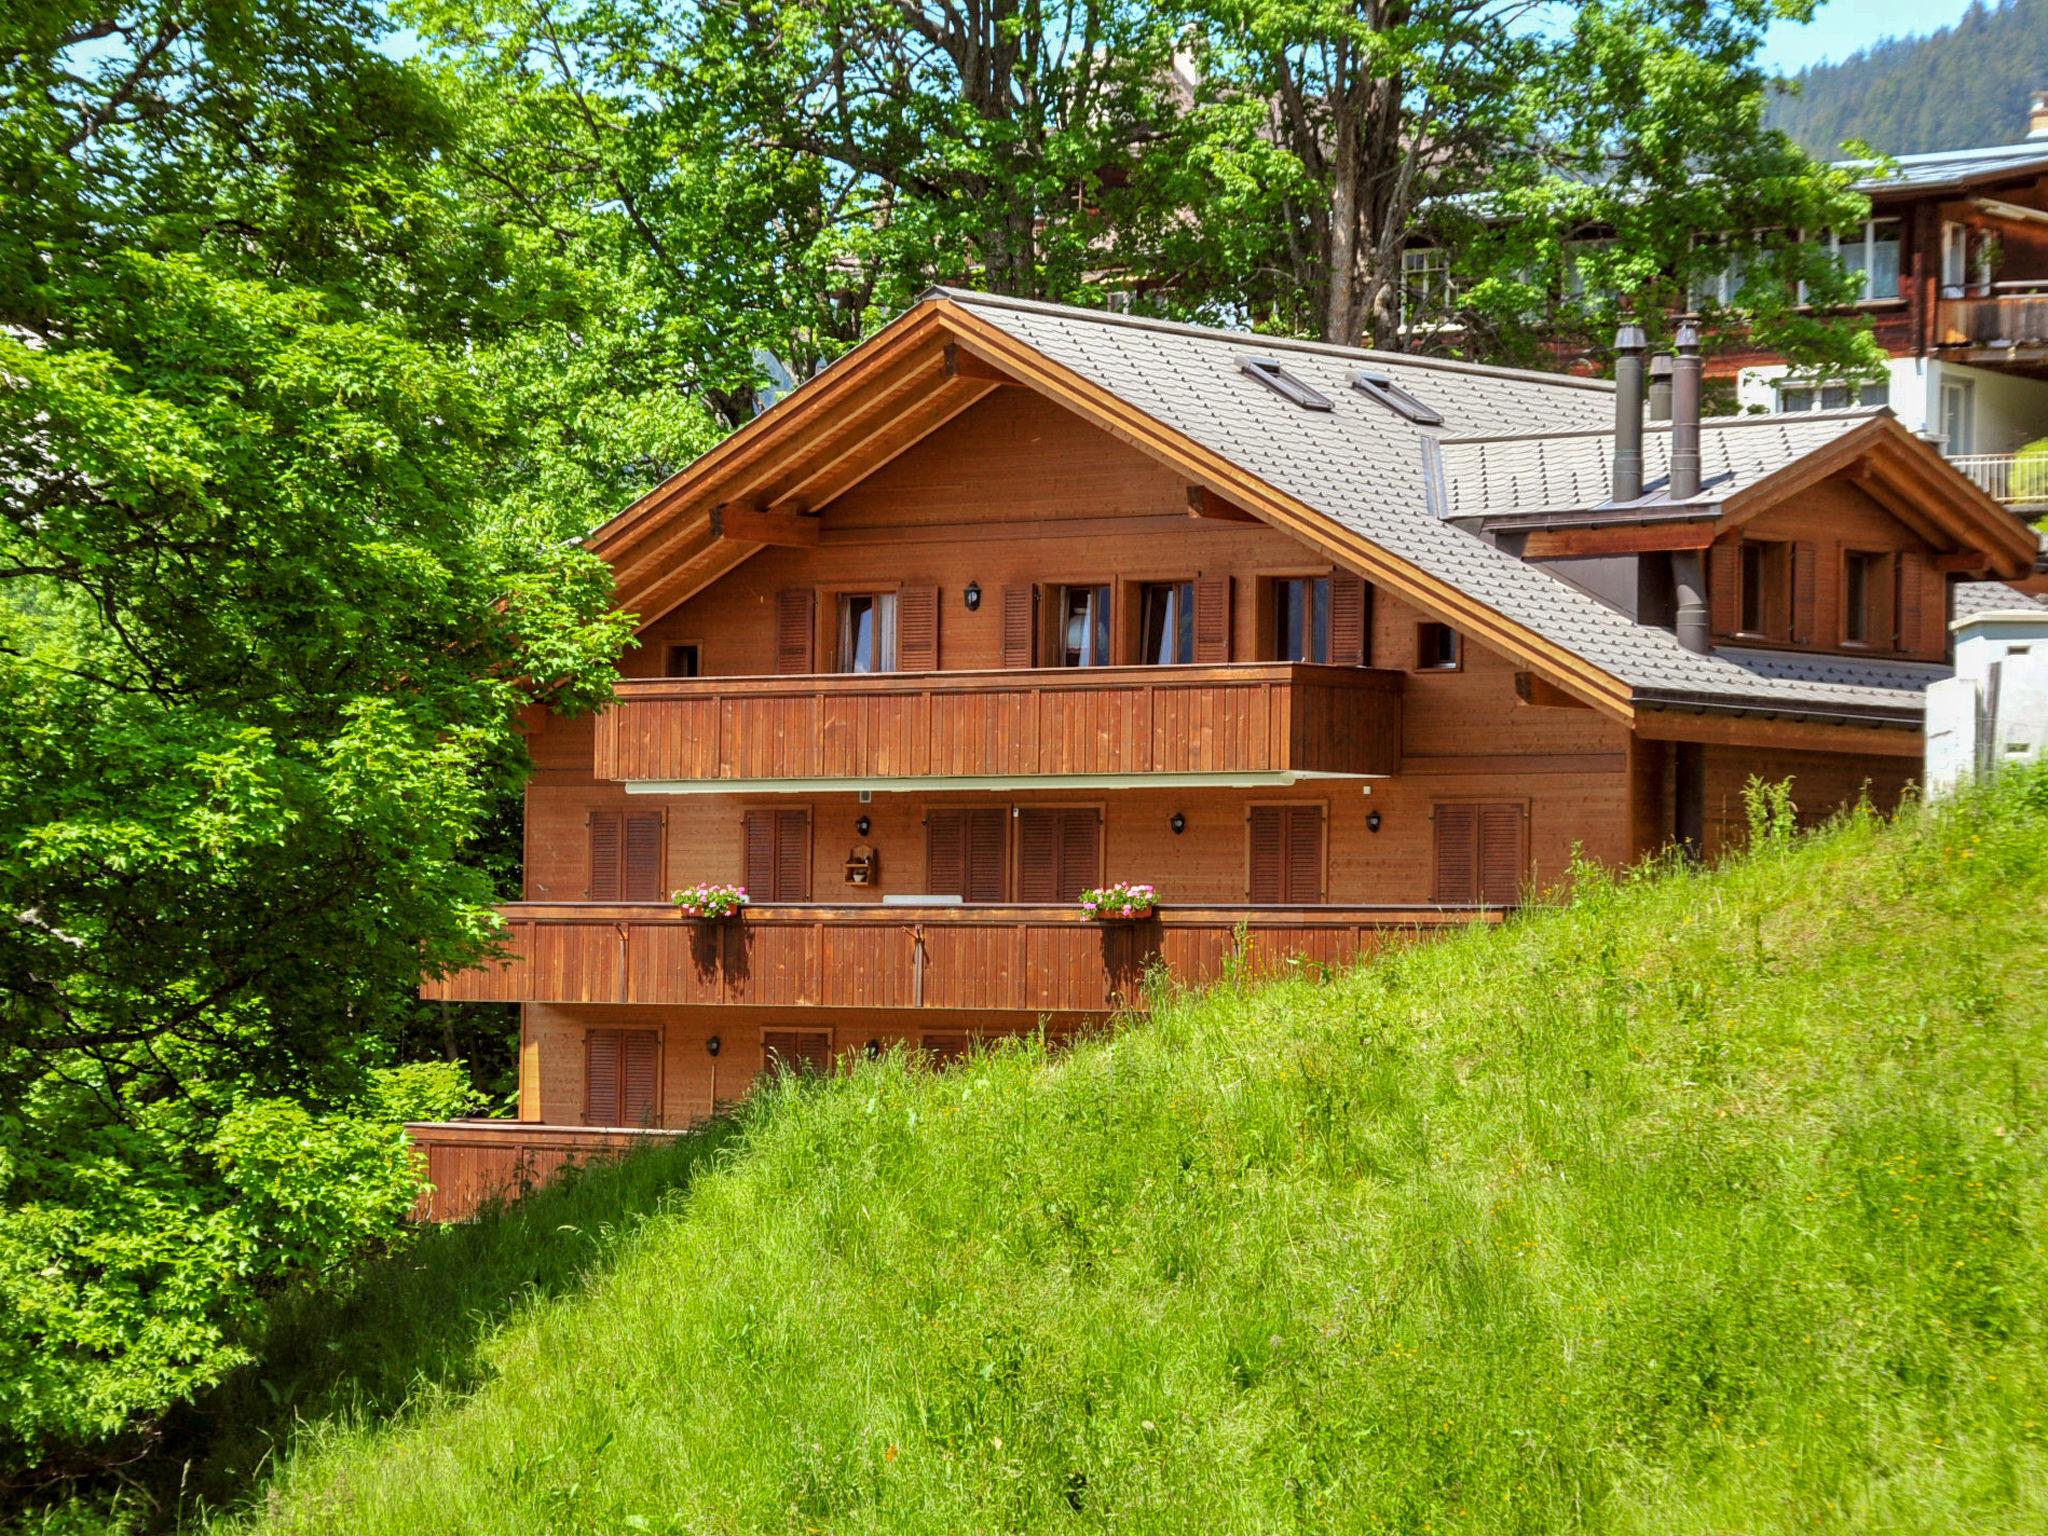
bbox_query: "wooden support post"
[711,504,821,546]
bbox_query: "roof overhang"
[588,296,1642,721]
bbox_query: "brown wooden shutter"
[1249,805,1323,902]
[1329,574,1369,666]
[1433,803,1478,905]
[1476,804,1526,908]
[1896,550,1926,654]
[742,809,775,900]
[898,584,939,671]
[774,588,815,674]
[762,1029,832,1075]
[1193,575,1232,663]
[1284,805,1324,903]
[621,1031,660,1125]
[1057,810,1101,902]
[1708,540,1739,639]
[1001,585,1036,667]
[1017,808,1059,903]
[927,810,966,896]
[585,1031,622,1124]
[622,811,663,901]
[1791,540,1819,644]
[588,811,622,900]
[966,809,1006,903]
[1247,806,1285,903]
[774,808,809,901]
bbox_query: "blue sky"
[1761,0,1984,74]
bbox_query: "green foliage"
[1772,0,2047,157]
[161,768,2048,1534]
[0,0,628,1467]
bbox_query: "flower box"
[1079,882,1157,921]
[672,883,749,921]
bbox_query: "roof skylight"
[1239,356,1334,411]
[1353,370,1444,426]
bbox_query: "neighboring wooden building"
[412,288,2041,1217]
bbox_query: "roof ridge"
[921,287,1617,394]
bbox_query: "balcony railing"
[1947,452,2048,508]
[591,663,1402,785]
[1935,291,2048,350]
[422,902,1497,1014]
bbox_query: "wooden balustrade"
[1936,294,2048,350]
[422,901,1496,1014]
[404,1121,687,1222]
[591,663,1402,783]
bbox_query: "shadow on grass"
[153,1120,739,1528]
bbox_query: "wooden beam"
[1187,486,1263,522]
[1634,709,1922,757]
[945,342,1016,385]
[711,504,819,546]
[1934,551,1992,574]
[1514,671,1594,709]
[1521,521,1716,558]
[766,376,996,516]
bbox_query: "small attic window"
[1239,356,1334,411]
[1353,369,1444,426]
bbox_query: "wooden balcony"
[591,663,1402,786]
[1935,291,2048,356]
[422,901,1497,1014]
[404,1121,686,1223]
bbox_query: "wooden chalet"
[410,289,2042,1217]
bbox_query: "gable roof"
[591,289,2037,730]
[1847,141,2048,198]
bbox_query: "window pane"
[1845,555,1870,643]
[1310,577,1330,664]
[1821,385,1849,410]
[1741,542,1763,633]
[1174,581,1194,663]
[1140,581,1195,665]
[1858,382,1889,408]
[1061,585,1111,667]
[1869,220,1902,299]
[1778,386,1814,413]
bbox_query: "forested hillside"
[1773,0,2048,155]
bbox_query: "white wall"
[1735,356,2048,455]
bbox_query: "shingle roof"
[1431,409,1878,522]
[1954,580,2048,621]
[937,289,1943,724]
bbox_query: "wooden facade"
[409,293,2020,1218]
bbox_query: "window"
[1353,370,1444,426]
[585,1030,659,1126]
[1247,804,1324,903]
[1940,377,1975,455]
[742,808,810,901]
[1564,238,1616,304]
[1941,222,1994,297]
[1058,584,1112,668]
[1416,622,1460,671]
[1832,218,1902,303]
[588,810,663,900]
[925,808,1006,902]
[1738,539,1791,639]
[1016,807,1101,903]
[1401,247,1453,328]
[664,643,701,678]
[1138,581,1195,665]
[1843,552,1891,647]
[1239,356,1335,411]
[837,592,898,673]
[1773,379,1889,414]
[1434,803,1525,908]
[1273,577,1331,663]
[761,1029,832,1078]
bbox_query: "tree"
[0,0,628,1461]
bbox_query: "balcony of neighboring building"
[420,900,1496,1015]
[589,662,1404,790]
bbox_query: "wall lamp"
[964,581,982,611]
[1170,812,1187,835]
[706,1034,722,1057]
[1366,810,1382,833]
[856,815,871,836]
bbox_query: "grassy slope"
[226,777,2047,1534]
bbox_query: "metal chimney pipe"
[1671,549,1711,655]
[1670,322,1703,501]
[1648,354,1674,423]
[1611,321,1647,503]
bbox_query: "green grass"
[96,775,2048,1531]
